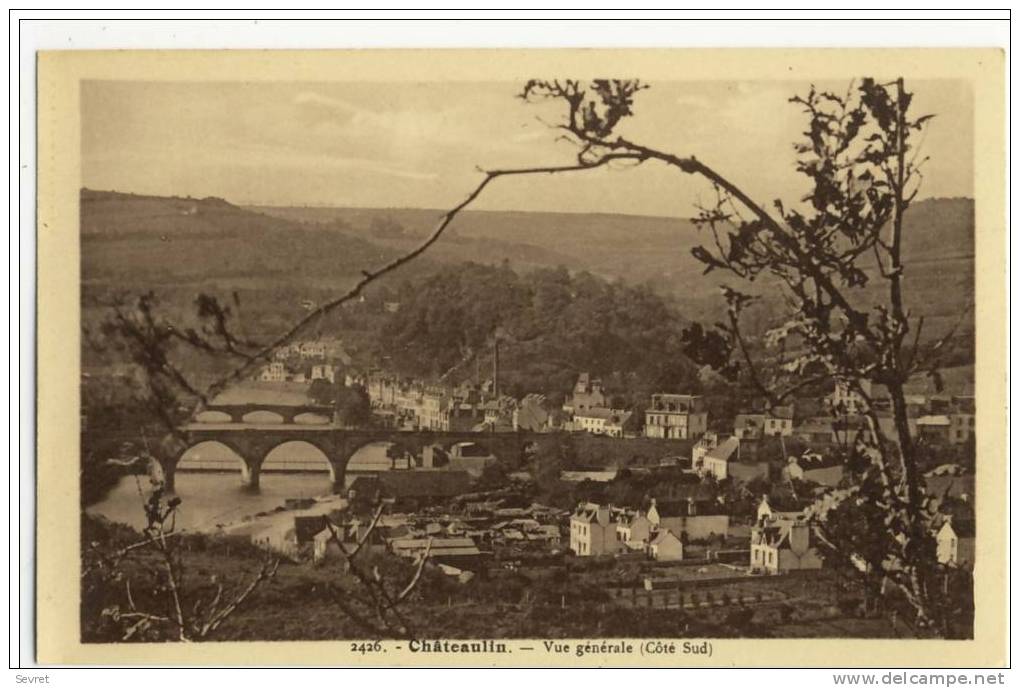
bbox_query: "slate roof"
[703,436,740,463]
[650,529,682,546]
[572,502,606,522]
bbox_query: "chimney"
[492,338,500,399]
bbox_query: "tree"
[82,485,279,641]
[336,384,372,428]
[308,378,335,406]
[515,78,963,633]
[318,505,433,638]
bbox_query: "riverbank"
[85,472,341,533]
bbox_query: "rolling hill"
[251,197,975,334]
[80,189,974,360]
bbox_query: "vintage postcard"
[35,48,1006,666]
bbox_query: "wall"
[659,514,729,541]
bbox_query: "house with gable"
[734,406,795,439]
[782,451,846,487]
[750,517,823,573]
[936,517,976,568]
[700,436,741,480]
[646,497,729,542]
[756,494,810,524]
[569,502,618,556]
[614,510,653,550]
[563,372,607,416]
[647,529,684,561]
[691,431,720,471]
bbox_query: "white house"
[691,431,719,471]
[259,361,287,383]
[936,518,976,568]
[700,436,741,480]
[615,511,653,549]
[572,407,613,434]
[299,340,327,359]
[570,502,618,556]
[750,518,822,573]
[311,363,336,384]
[647,529,684,561]
[572,407,632,437]
[734,406,795,439]
[643,393,708,440]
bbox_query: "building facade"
[643,394,708,440]
[570,503,618,556]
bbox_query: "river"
[86,441,394,532]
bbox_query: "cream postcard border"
[35,48,1007,667]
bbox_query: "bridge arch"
[346,438,401,477]
[171,439,258,491]
[242,410,285,424]
[194,410,233,423]
[260,439,337,485]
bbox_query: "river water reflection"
[86,442,393,532]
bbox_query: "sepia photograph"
[28,39,1007,669]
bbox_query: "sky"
[81,79,973,217]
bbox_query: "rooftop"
[704,436,740,463]
[917,415,952,426]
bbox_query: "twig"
[397,538,432,602]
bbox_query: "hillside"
[82,189,402,288]
[80,190,974,359]
[252,198,975,334]
[80,190,438,352]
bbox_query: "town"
[172,331,977,637]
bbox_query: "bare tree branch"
[202,153,648,399]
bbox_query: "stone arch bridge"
[172,401,542,493]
